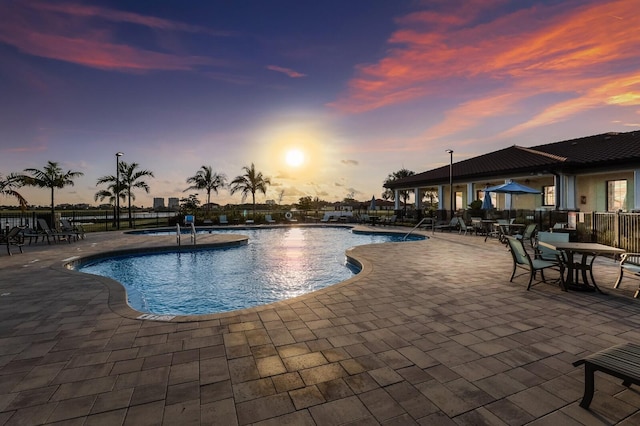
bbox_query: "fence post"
[615,210,620,248]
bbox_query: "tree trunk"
[128,193,133,228]
[50,187,55,228]
[252,192,256,219]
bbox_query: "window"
[607,180,627,211]
[543,186,555,206]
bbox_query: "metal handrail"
[190,222,196,245]
[403,217,430,240]
[176,223,181,246]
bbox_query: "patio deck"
[1,227,640,425]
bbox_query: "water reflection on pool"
[78,227,423,315]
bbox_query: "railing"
[190,222,196,245]
[403,217,430,240]
[176,223,181,246]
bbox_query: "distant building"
[168,197,179,210]
[153,197,165,210]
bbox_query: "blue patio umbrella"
[483,180,540,218]
[369,196,376,211]
[481,192,494,210]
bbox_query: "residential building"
[385,131,640,214]
[168,197,179,210]
[153,197,165,210]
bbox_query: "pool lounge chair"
[265,214,276,224]
[433,217,458,233]
[218,215,228,225]
[61,219,85,240]
[37,218,73,243]
[1,226,24,255]
[381,215,397,226]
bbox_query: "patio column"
[555,173,566,210]
[504,179,512,210]
[394,189,400,210]
[467,183,474,205]
[566,175,577,210]
[634,170,640,210]
[414,188,422,210]
[438,185,445,211]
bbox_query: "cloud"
[341,159,359,166]
[329,0,640,140]
[0,2,225,73]
[266,65,306,78]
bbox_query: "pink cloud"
[329,0,640,139]
[0,2,224,73]
[266,65,306,78]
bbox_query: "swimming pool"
[77,227,424,316]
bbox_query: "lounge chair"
[37,218,72,243]
[505,236,560,290]
[21,225,43,244]
[218,215,228,225]
[61,219,84,240]
[381,215,397,226]
[184,215,195,225]
[1,227,24,255]
[433,217,459,233]
[265,215,276,224]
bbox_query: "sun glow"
[285,149,305,167]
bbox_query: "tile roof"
[386,131,640,189]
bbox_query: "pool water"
[78,227,423,315]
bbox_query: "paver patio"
[1,226,640,425]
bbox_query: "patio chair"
[265,214,276,224]
[535,231,569,262]
[614,253,640,297]
[381,215,397,226]
[516,223,537,246]
[433,217,459,233]
[61,219,84,240]
[505,236,560,290]
[37,218,72,244]
[218,215,228,225]
[458,220,472,236]
[1,226,25,255]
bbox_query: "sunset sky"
[1,0,639,208]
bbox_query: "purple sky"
[1,0,639,208]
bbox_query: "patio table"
[537,241,624,293]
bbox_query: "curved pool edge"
[57,226,430,323]
[57,236,250,323]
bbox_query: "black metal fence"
[0,210,179,233]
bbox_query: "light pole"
[445,149,453,219]
[116,152,124,230]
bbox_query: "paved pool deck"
[1,226,640,425]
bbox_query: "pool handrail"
[403,217,429,240]
[190,222,196,245]
[176,223,181,246]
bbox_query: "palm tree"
[119,162,155,228]
[382,168,415,215]
[229,163,271,219]
[0,173,28,209]
[94,182,125,227]
[21,161,83,223]
[185,166,227,217]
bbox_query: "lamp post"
[445,149,453,219]
[116,152,124,230]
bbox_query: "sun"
[285,149,305,167]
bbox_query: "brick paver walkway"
[1,226,640,425]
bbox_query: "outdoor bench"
[572,342,640,409]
